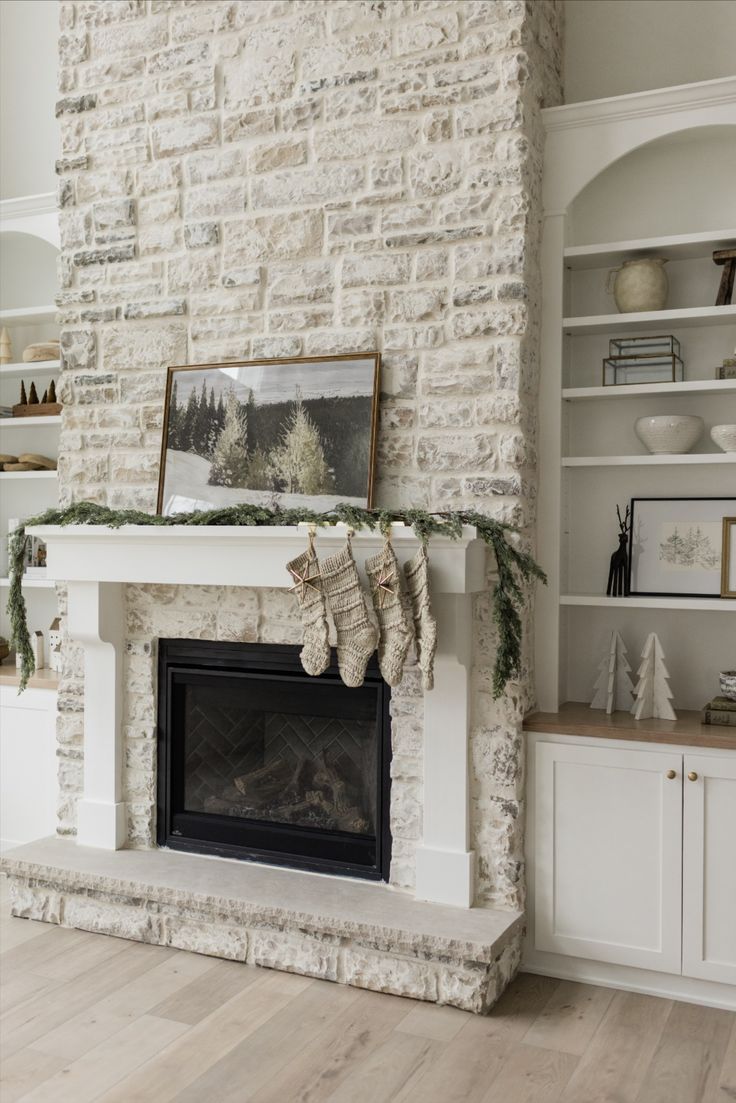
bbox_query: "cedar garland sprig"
[7,502,546,696]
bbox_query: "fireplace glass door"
[158,641,391,879]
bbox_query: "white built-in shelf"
[562,453,734,467]
[561,594,734,612]
[564,229,736,270]
[0,305,57,325]
[0,576,55,589]
[563,304,736,336]
[0,469,57,480]
[0,360,60,379]
[0,416,61,428]
[562,379,736,401]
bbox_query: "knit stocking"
[320,539,378,688]
[286,545,330,677]
[404,544,437,690]
[365,539,413,687]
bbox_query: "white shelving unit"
[0,191,60,683]
[536,78,736,716]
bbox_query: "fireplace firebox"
[157,640,392,880]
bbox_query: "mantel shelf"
[27,523,487,594]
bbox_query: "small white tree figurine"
[631,632,676,721]
[0,327,12,364]
[590,630,634,714]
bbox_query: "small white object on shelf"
[634,414,703,455]
[0,326,12,364]
[711,425,736,452]
[631,633,677,721]
[590,630,635,714]
[49,617,62,673]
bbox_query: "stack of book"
[702,696,736,727]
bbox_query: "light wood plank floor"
[1,889,734,1102]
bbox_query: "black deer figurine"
[606,505,631,597]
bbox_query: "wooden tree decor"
[590,630,634,714]
[631,633,677,721]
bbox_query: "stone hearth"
[4,837,523,1014]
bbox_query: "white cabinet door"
[534,741,683,973]
[683,753,736,986]
[0,688,58,850]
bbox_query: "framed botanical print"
[722,518,736,598]
[628,497,736,597]
[157,353,380,516]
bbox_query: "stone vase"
[607,258,669,313]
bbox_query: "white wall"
[0,0,59,199]
[564,0,736,103]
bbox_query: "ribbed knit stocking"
[365,539,413,687]
[286,546,330,677]
[404,544,437,690]
[320,539,377,688]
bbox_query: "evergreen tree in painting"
[245,447,272,490]
[167,380,180,451]
[209,390,249,487]
[179,387,199,454]
[205,387,219,457]
[192,378,209,458]
[270,389,333,495]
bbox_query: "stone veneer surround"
[53,0,562,922]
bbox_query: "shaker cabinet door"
[534,741,683,973]
[682,754,736,986]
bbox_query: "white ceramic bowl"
[711,424,736,453]
[634,414,703,455]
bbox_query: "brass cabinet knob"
[666,769,676,779]
[688,771,698,782]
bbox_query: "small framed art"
[157,353,380,516]
[722,517,736,598]
[628,497,736,598]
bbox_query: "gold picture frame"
[157,353,381,516]
[722,517,736,598]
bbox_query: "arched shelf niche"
[0,231,58,312]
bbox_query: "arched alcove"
[568,126,736,245]
[0,230,58,311]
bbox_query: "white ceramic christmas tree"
[631,632,677,721]
[590,630,634,714]
[0,327,12,364]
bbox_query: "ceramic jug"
[606,257,668,313]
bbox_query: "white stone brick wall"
[55,0,562,908]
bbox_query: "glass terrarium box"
[603,335,683,386]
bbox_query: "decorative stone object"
[607,257,669,313]
[711,424,736,452]
[22,340,60,363]
[634,414,703,454]
[719,670,736,701]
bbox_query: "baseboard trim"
[522,951,736,1011]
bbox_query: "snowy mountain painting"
[157,355,380,516]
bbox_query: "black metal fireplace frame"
[156,639,392,881]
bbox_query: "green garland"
[7,501,546,696]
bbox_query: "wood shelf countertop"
[524,701,736,751]
[0,663,59,690]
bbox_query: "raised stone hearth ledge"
[2,838,524,1014]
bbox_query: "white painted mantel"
[29,522,488,908]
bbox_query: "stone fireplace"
[157,638,393,880]
[1,0,563,1014]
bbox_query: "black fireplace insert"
[157,640,392,880]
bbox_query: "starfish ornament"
[373,564,396,608]
[288,561,321,600]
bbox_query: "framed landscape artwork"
[157,354,380,516]
[628,497,736,597]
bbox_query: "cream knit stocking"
[286,543,330,677]
[404,544,437,690]
[320,538,377,688]
[365,539,413,687]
